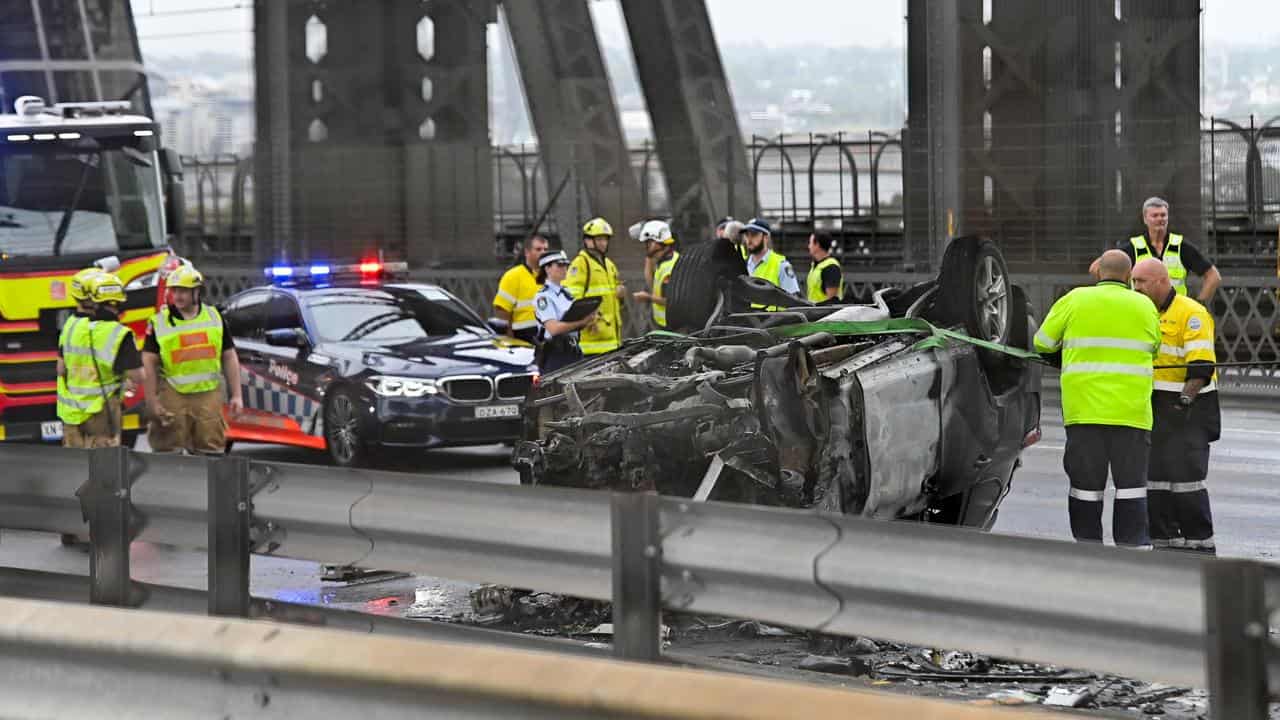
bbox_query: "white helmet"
[637,219,674,245]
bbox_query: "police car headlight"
[124,271,160,292]
[366,375,438,397]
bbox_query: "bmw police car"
[221,261,537,466]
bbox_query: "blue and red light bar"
[264,260,407,283]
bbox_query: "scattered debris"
[797,654,871,677]
[984,690,1042,706]
[320,565,409,585]
[850,637,880,656]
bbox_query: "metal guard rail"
[0,444,1275,717]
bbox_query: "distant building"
[150,75,254,157]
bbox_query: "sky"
[130,0,1280,59]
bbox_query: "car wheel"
[934,236,1012,345]
[666,239,747,332]
[324,388,367,468]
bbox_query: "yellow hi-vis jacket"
[493,263,541,334]
[1154,293,1217,394]
[564,250,623,355]
[1130,234,1188,295]
[58,317,129,425]
[806,256,844,303]
[150,305,225,394]
[1034,281,1160,429]
[651,251,679,328]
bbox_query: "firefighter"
[533,251,597,373]
[142,265,242,454]
[806,232,845,303]
[631,220,679,329]
[57,272,144,448]
[1131,258,1220,554]
[564,217,626,355]
[1034,250,1160,548]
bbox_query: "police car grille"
[496,374,535,400]
[441,377,493,402]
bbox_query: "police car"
[221,260,537,466]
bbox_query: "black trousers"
[1148,401,1216,553]
[1063,424,1151,548]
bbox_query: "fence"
[199,267,1280,393]
[181,120,1280,271]
[0,443,1276,718]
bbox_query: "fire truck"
[0,96,184,445]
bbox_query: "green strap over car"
[769,318,1044,361]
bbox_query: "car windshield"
[0,140,165,256]
[306,287,491,343]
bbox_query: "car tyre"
[933,236,1012,346]
[324,387,368,468]
[666,239,747,332]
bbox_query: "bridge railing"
[0,443,1275,718]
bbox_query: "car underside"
[513,237,1042,528]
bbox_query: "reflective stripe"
[1069,488,1104,502]
[1114,487,1148,500]
[1061,362,1153,377]
[1171,481,1207,493]
[1182,340,1214,352]
[1152,380,1217,393]
[1033,330,1061,351]
[496,289,517,304]
[511,319,539,330]
[164,371,222,388]
[62,343,96,356]
[1147,481,1172,491]
[1123,544,1155,551]
[58,394,106,411]
[584,285,615,296]
[66,381,121,395]
[1184,537,1216,549]
[514,299,535,309]
[1159,344,1186,357]
[151,315,221,340]
[1063,337,1157,353]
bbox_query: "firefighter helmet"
[166,265,205,289]
[637,219,674,245]
[581,217,614,238]
[87,273,126,304]
[69,267,105,302]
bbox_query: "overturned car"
[513,236,1041,528]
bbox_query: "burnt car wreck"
[513,236,1042,528]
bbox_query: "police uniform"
[1147,290,1220,553]
[143,302,236,453]
[1035,280,1161,548]
[493,262,542,344]
[533,256,583,373]
[57,276,141,448]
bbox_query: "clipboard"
[560,296,602,323]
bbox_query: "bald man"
[1035,249,1161,548]
[1131,259,1220,554]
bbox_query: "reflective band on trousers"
[1061,362,1153,377]
[1063,337,1158,353]
[1069,488,1104,502]
[1148,480,1206,493]
[1114,487,1148,499]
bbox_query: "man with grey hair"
[1090,197,1221,303]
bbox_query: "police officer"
[492,234,548,344]
[533,251,598,373]
[564,217,625,355]
[57,272,144,448]
[742,218,800,296]
[1090,197,1222,303]
[1034,249,1160,548]
[805,232,844,303]
[1131,259,1220,554]
[142,265,242,454]
[631,220,679,329]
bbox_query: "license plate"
[40,421,63,441]
[474,404,520,419]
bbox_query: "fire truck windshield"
[0,141,165,257]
